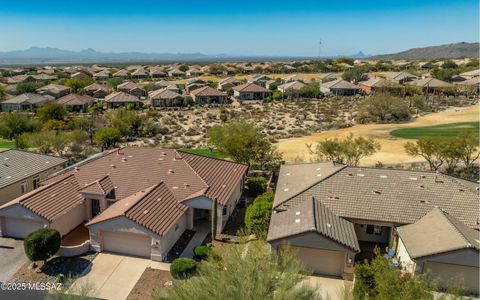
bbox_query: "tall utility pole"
[318,39,322,60]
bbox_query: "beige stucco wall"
[50,201,86,237]
[160,213,188,260]
[0,163,65,206]
[0,204,49,236]
[270,232,357,279]
[396,237,416,273]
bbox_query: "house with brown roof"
[233,83,271,100]
[185,78,207,93]
[149,67,167,79]
[116,81,147,98]
[113,69,129,79]
[268,162,479,281]
[93,70,110,81]
[396,208,479,294]
[386,71,418,84]
[105,91,141,109]
[278,81,305,94]
[131,68,148,79]
[0,148,247,262]
[320,79,360,96]
[5,74,36,84]
[56,94,95,112]
[408,78,454,93]
[0,150,67,205]
[36,83,70,98]
[149,89,184,107]
[1,93,55,112]
[71,72,92,81]
[248,74,272,87]
[359,77,402,94]
[218,77,240,91]
[190,86,228,105]
[84,83,110,99]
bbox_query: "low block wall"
[58,240,91,257]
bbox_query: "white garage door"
[4,217,43,239]
[102,230,151,258]
[424,261,479,295]
[292,246,345,277]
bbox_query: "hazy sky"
[0,0,478,56]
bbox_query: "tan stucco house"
[0,147,247,262]
[396,208,479,295]
[0,150,67,205]
[267,162,479,283]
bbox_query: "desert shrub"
[246,176,268,198]
[353,256,440,300]
[163,242,318,300]
[193,246,210,259]
[24,228,61,264]
[357,93,410,124]
[95,127,121,149]
[170,258,197,279]
[254,191,274,203]
[245,200,272,240]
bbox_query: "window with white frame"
[20,181,27,194]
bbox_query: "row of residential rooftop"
[1,56,477,78]
[1,69,479,112]
[0,148,478,294]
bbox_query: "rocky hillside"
[370,42,479,60]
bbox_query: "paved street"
[0,237,27,283]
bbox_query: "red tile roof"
[233,83,270,93]
[0,174,83,222]
[190,86,227,97]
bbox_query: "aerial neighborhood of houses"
[1,58,479,113]
[0,54,479,299]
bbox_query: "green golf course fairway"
[390,122,480,139]
[0,139,15,149]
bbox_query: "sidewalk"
[180,220,210,258]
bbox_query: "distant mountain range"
[0,42,477,65]
[0,47,221,65]
[370,42,479,60]
[0,47,371,65]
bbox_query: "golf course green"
[390,122,480,139]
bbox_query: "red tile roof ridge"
[175,149,210,190]
[79,174,110,194]
[0,174,77,209]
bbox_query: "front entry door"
[92,199,101,218]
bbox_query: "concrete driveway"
[304,275,353,300]
[0,237,27,283]
[71,253,152,300]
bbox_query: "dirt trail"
[276,105,480,166]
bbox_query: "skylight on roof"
[357,173,365,177]
[295,219,300,223]
[284,188,289,192]
[409,177,418,180]
[380,175,387,178]
[295,211,300,215]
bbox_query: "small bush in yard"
[171,258,197,279]
[24,228,61,265]
[254,192,274,203]
[246,176,268,198]
[194,246,210,259]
